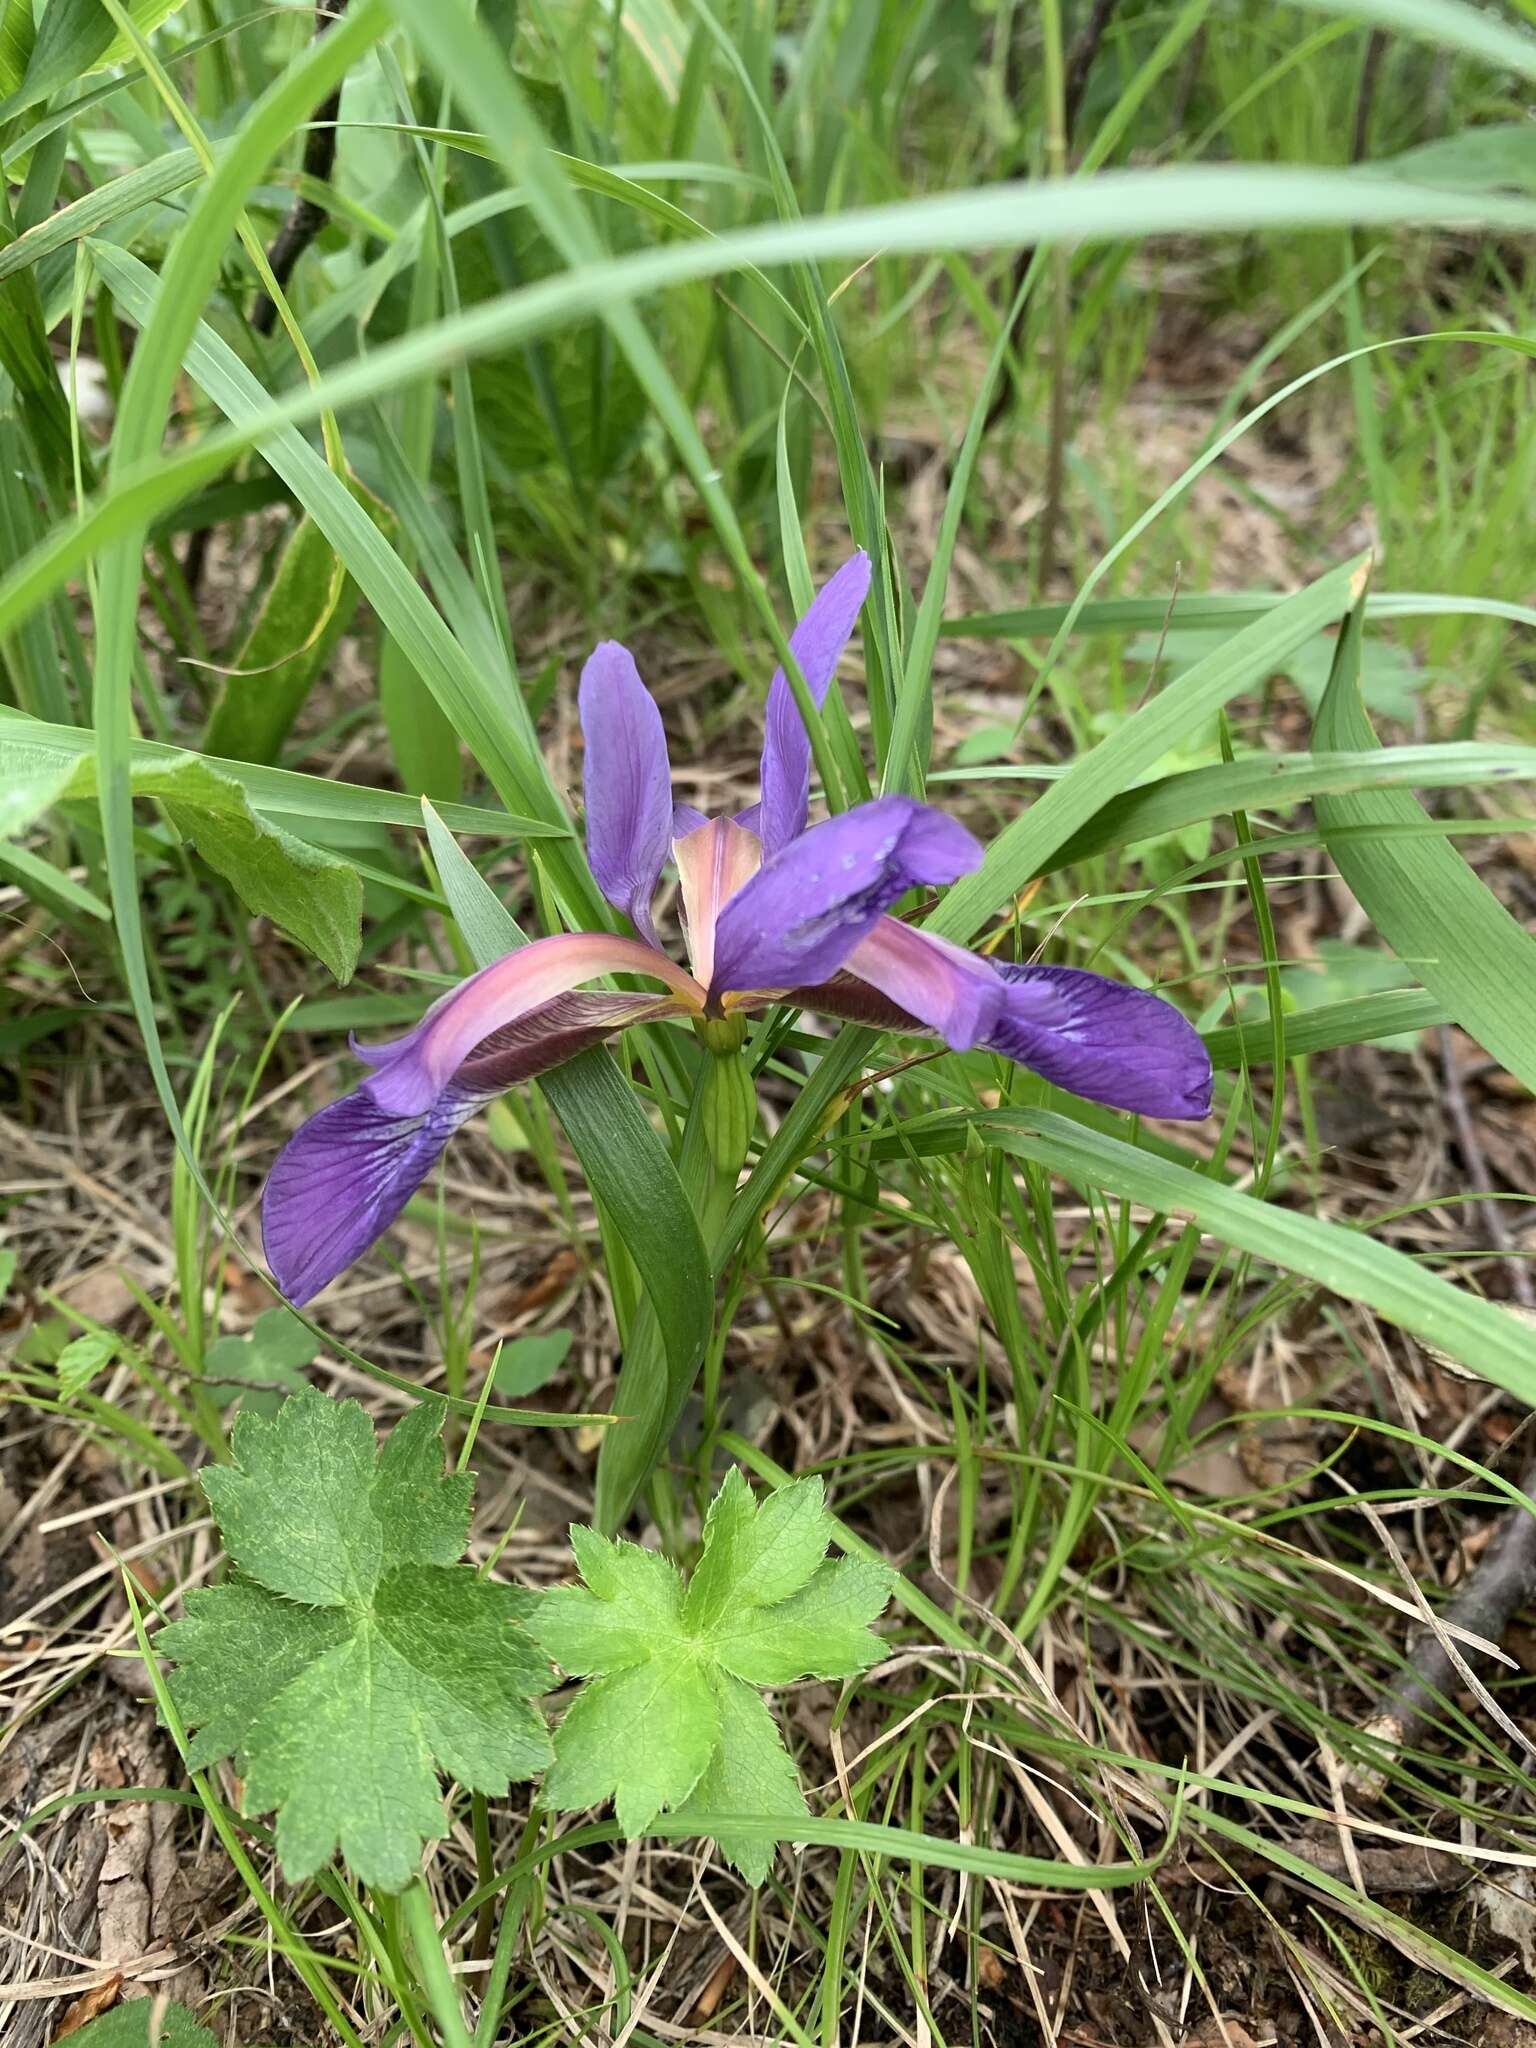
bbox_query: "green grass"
[4,1,1536,2041]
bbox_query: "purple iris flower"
[263,551,1212,1303]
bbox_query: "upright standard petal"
[264,987,688,1303]
[757,550,871,857]
[708,795,981,997]
[579,641,675,945]
[983,962,1213,1119]
[673,815,762,987]
[355,931,703,1115]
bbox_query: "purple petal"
[758,551,871,857]
[672,801,709,838]
[264,990,686,1303]
[579,641,674,945]
[841,919,1004,1051]
[984,962,1213,1119]
[708,795,981,996]
[354,931,702,1115]
[263,1085,484,1305]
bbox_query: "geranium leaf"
[531,1469,889,1880]
[159,1389,551,1891]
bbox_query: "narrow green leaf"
[1314,599,1536,1094]
[894,1109,1536,1405]
[941,590,1536,639]
[932,558,1368,943]
[1203,989,1450,1069]
[1041,742,1536,874]
[0,151,204,282]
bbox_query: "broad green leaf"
[532,1468,889,1877]
[1314,601,1536,1094]
[491,1329,572,1397]
[672,1676,807,1887]
[0,743,363,982]
[709,1556,892,1687]
[1377,124,1536,195]
[57,1331,116,1401]
[683,1466,835,1629]
[0,711,553,840]
[205,1307,318,1415]
[541,1657,720,1839]
[203,513,370,766]
[161,1391,551,1890]
[59,2001,217,2048]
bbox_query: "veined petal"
[758,551,871,857]
[673,815,762,987]
[579,641,674,945]
[708,795,981,998]
[842,918,1004,1051]
[354,931,704,1115]
[984,962,1213,1119]
[263,1086,483,1306]
[263,989,688,1303]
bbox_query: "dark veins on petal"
[986,961,1213,1120]
[262,1087,484,1305]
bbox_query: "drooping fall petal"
[579,641,675,945]
[793,944,1211,1119]
[263,987,691,1303]
[983,961,1213,1119]
[707,795,981,998]
[757,551,871,858]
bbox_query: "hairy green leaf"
[531,1469,887,1881]
[59,2001,218,2048]
[160,1389,551,1890]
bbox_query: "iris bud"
[699,1047,755,1177]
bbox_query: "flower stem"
[592,1048,752,1533]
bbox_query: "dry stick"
[1352,1030,1536,1776]
[1349,28,1389,167]
[1359,1459,1536,1763]
[252,0,354,336]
